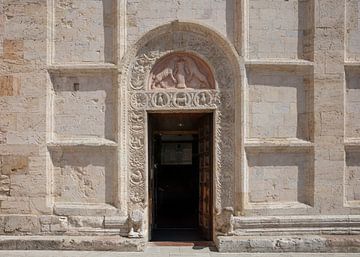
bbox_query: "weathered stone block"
[248,0,313,60]
[51,148,115,204]
[3,215,39,233]
[104,216,128,229]
[54,0,115,63]
[0,175,10,196]
[3,39,24,61]
[0,129,6,144]
[346,0,360,61]
[247,151,313,205]
[50,216,68,232]
[53,203,119,216]
[0,197,31,214]
[51,73,115,140]
[29,197,52,215]
[10,174,47,197]
[0,155,28,175]
[0,235,146,251]
[68,216,104,228]
[0,76,20,96]
[247,67,311,140]
[39,215,69,233]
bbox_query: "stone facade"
[0,0,360,252]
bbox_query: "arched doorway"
[118,21,244,241]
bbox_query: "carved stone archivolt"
[121,22,241,237]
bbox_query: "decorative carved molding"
[129,90,218,110]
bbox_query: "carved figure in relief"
[151,67,176,89]
[174,92,188,106]
[173,58,187,89]
[199,92,207,105]
[130,112,144,124]
[183,56,210,89]
[130,169,143,185]
[156,94,165,106]
[150,53,214,90]
[130,136,143,150]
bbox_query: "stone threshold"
[148,241,215,247]
[0,236,146,251]
[216,235,360,253]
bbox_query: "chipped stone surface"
[0,155,28,175]
[51,147,114,204]
[3,215,40,234]
[216,235,360,253]
[247,152,313,205]
[0,236,145,251]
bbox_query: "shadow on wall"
[226,0,235,43]
[103,0,115,63]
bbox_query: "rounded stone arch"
[118,21,244,238]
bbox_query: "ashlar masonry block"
[0,76,20,96]
[51,147,115,205]
[247,67,311,140]
[53,0,115,63]
[247,151,313,205]
[126,0,229,45]
[248,0,313,60]
[51,73,115,141]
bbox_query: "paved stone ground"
[0,248,359,257]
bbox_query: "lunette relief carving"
[149,53,215,90]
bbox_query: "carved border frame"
[118,22,244,238]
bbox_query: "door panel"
[198,114,212,240]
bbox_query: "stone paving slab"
[0,249,359,257]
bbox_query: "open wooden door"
[198,114,213,240]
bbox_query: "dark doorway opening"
[148,113,213,242]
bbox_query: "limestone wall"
[0,0,359,247]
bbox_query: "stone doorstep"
[0,235,360,252]
[216,235,360,253]
[0,236,146,251]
